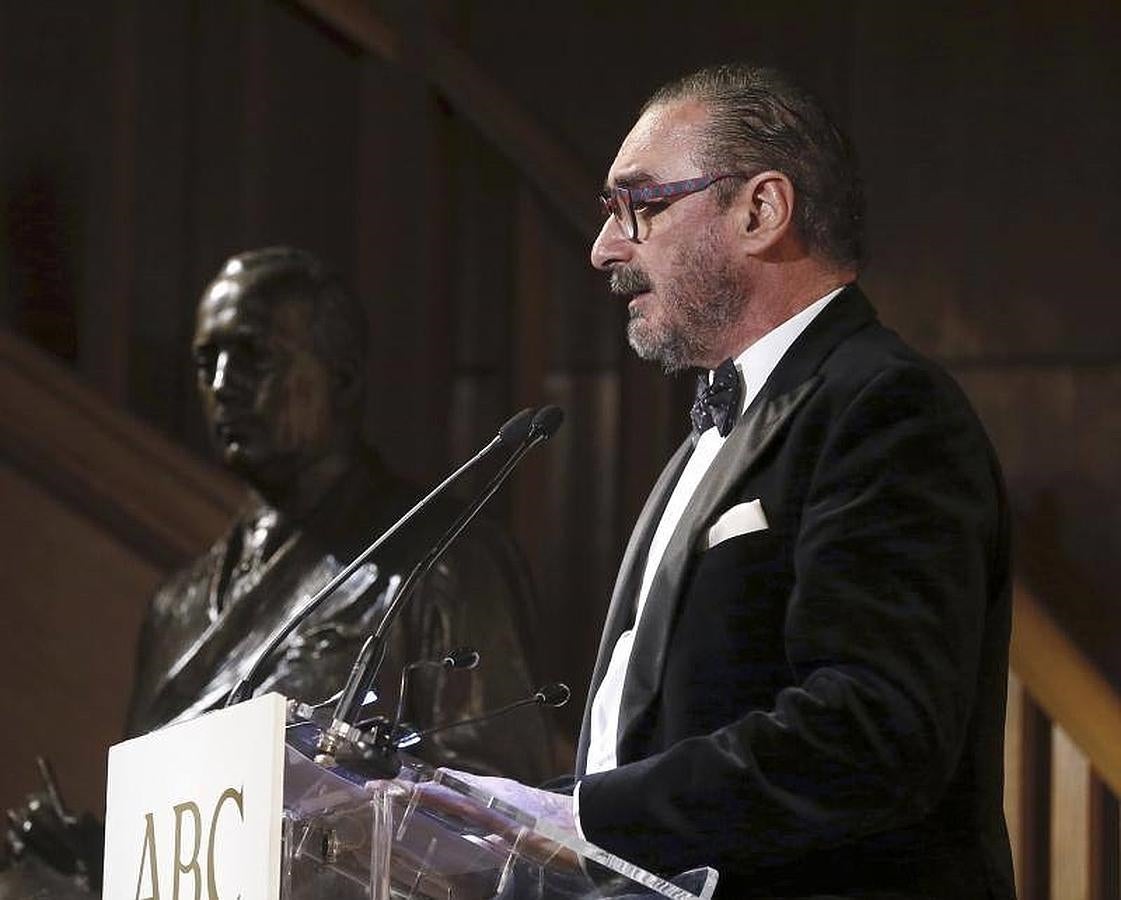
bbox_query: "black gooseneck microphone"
[387,646,480,741]
[327,681,570,781]
[317,405,565,761]
[409,681,571,743]
[224,408,536,708]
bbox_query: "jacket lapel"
[144,522,312,722]
[615,376,821,751]
[615,285,877,757]
[575,435,693,775]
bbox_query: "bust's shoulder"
[148,533,228,621]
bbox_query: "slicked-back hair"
[643,63,865,271]
[212,246,369,406]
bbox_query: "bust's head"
[192,247,368,494]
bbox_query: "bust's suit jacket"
[576,287,1015,899]
[126,451,557,784]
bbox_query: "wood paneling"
[0,462,161,814]
[854,2,1121,361]
[0,329,241,567]
[958,366,1121,685]
[0,332,242,810]
[2,0,1120,822]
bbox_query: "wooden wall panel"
[0,4,113,366]
[851,0,1121,690]
[461,1,857,189]
[0,329,242,809]
[958,368,1121,683]
[525,370,621,728]
[853,2,1121,360]
[126,2,197,437]
[0,462,161,814]
[353,57,455,484]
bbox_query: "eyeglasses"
[598,173,742,242]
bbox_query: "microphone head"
[533,682,570,708]
[498,408,536,447]
[442,646,481,670]
[529,405,564,440]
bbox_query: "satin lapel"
[617,374,822,751]
[575,435,693,775]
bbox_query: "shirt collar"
[720,285,846,417]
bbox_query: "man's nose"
[590,215,632,271]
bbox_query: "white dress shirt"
[576,288,842,832]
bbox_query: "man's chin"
[626,321,690,373]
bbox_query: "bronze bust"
[3,247,556,893]
[128,247,556,777]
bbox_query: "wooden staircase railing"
[1007,583,1121,899]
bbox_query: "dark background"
[1,0,1118,812]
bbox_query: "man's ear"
[736,170,795,254]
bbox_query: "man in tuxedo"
[450,64,1015,898]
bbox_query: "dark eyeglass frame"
[598,173,743,242]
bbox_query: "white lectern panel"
[103,693,286,900]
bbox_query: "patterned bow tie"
[690,358,742,437]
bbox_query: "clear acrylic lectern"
[282,722,718,900]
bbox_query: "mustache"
[609,266,653,296]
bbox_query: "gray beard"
[627,313,696,373]
[625,236,746,373]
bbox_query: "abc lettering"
[133,787,245,900]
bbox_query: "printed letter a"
[134,812,160,900]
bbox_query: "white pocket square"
[703,499,769,549]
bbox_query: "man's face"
[192,279,336,491]
[590,100,747,372]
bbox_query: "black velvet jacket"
[576,287,1015,899]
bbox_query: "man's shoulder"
[802,314,1003,501]
[814,297,975,414]
[764,284,944,404]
